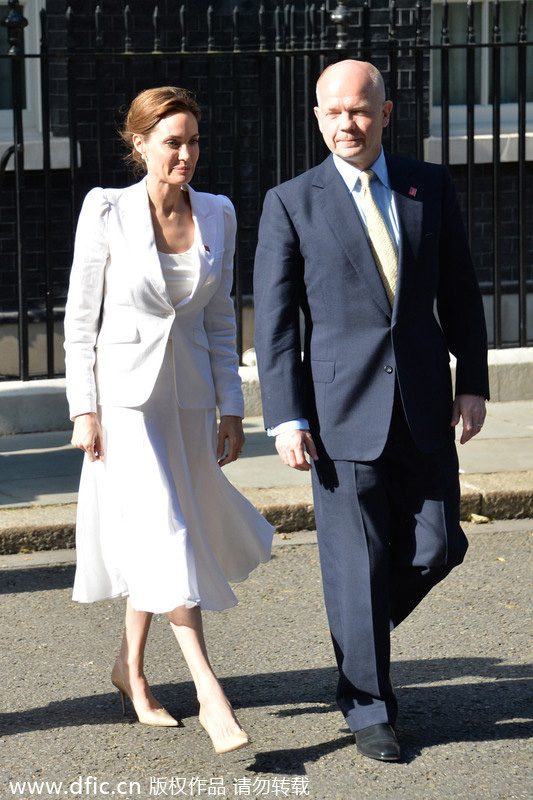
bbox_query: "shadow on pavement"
[0,563,76,594]
[247,735,355,774]
[0,662,530,769]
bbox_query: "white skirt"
[72,345,273,613]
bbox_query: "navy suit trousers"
[311,398,468,733]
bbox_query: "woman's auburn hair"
[120,86,201,174]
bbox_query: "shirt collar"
[332,148,390,192]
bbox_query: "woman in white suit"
[64,87,273,754]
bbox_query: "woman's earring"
[141,154,146,161]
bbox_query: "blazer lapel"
[385,154,424,321]
[315,157,391,316]
[186,184,217,302]
[119,178,171,303]
[118,180,219,311]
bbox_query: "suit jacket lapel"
[119,178,171,303]
[385,154,424,321]
[315,157,391,316]
[186,185,217,304]
[118,180,219,311]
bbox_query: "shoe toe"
[355,723,401,762]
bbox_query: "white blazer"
[64,178,244,420]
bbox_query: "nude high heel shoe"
[111,664,179,727]
[199,707,249,755]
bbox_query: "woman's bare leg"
[167,605,246,743]
[113,597,163,713]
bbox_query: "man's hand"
[217,415,245,466]
[275,429,318,471]
[71,412,105,461]
[450,394,487,445]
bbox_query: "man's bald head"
[316,60,386,107]
[313,59,392,169]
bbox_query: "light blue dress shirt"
[268,148,399,437]
[333,149,400,247]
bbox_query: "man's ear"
[382,101,393,128]
[314,106,322,131]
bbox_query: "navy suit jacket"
[253,153,490,461]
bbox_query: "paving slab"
[0,432,82,506]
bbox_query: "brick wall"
[0,171,73,316]
[451,162,533,291]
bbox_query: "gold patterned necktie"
[358,169,398,306]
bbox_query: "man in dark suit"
[253,60,489,762]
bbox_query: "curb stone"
[0,472,532,555]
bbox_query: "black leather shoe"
[355,723,401,762]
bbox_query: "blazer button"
[384,365,394,374]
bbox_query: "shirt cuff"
[267,419,310,437]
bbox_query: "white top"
[158,247,199,307]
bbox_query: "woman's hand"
[217,415,245,467]
[71,412,105,462]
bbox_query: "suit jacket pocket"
[96,313,140,346]
[311,359,335,383]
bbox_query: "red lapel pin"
[409,187,417,198]
[204,245,211,253]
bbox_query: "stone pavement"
[0,401,532,554]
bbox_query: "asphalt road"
[0,520,531,800]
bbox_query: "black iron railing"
[0,0,531,381]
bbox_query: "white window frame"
[0,0,70,169]
[0,1,43,133]
[427,0,533,163]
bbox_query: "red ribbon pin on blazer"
[409,186,417,198]
[204,245,210,253]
